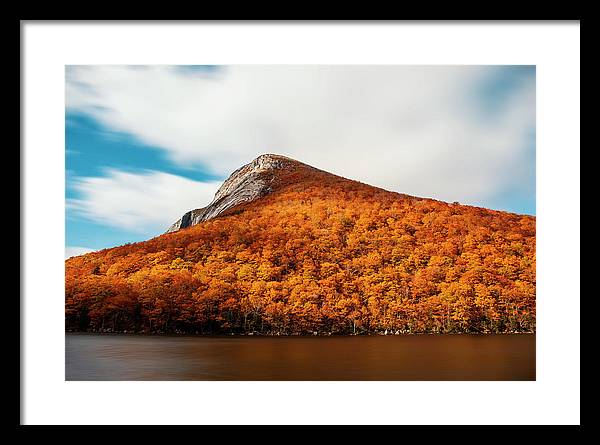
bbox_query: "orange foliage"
[66,167,535,334]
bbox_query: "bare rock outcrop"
[166,154,296,233]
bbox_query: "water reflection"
[65,333,535,381]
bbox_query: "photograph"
[64,64,537,381]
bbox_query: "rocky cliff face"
[167,154,299,233]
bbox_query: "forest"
[66,165,536,335]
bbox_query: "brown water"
[65,333,535,381]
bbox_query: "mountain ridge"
[165,153,528,236]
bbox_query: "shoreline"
[66,331,536,337]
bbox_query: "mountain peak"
[167,154,308,233]
[236,153,297,174]
[252,153,296,165]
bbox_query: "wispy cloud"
[66,65,535,209]
[65,246,95,259]
[68,169,221,232]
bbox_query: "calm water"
[65,333,535,381]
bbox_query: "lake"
[65,333,535,380]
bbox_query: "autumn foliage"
[66,161,535,335]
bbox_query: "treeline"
[66,171,535,335]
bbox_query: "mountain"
[66,154,536,335]
[167,154,319,232]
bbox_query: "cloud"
[68,169,221,232]
[65,246,95,259]
[66,65,535,207]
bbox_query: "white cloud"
[68,169,221,232]
[66,65,535,207]
[65,246,95,259]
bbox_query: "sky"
[65,65,536,259]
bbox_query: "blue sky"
[65,65,535,258]
[66,114,221,251]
